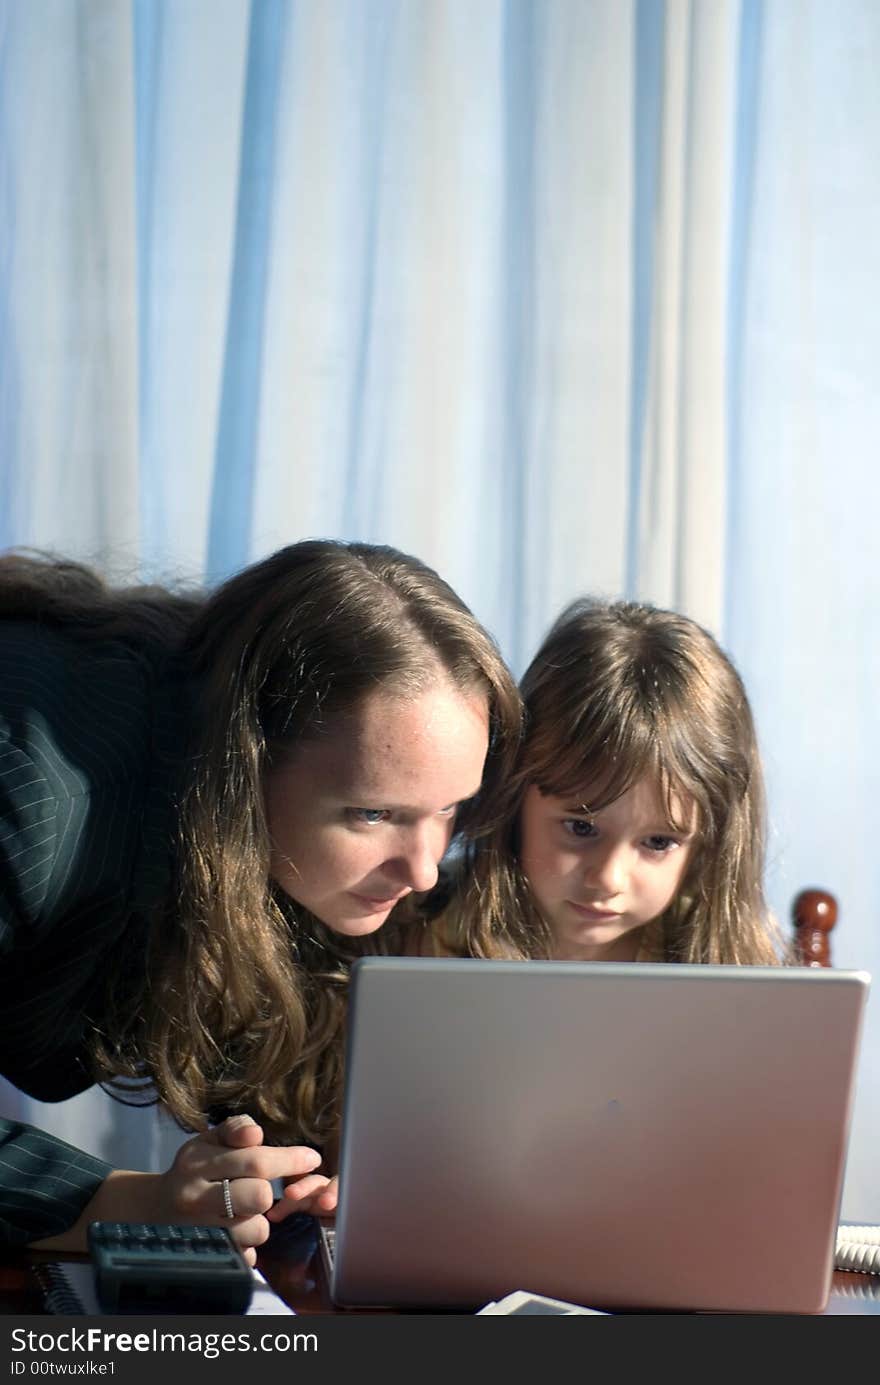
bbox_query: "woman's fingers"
[174,1126,322,1185]
[264,1174,330,1222]
[211,1175,276,1221]
[312,1174,338,1214]
[296,1173,337,1213]
[266,1173,339,1221]
[216,1209,271,1257]
[318,1175,338,1212]
[161,1122,330,1263]
[208,1114,265,1149]
[206,1118,275,1258]
[210,1144,323,1184]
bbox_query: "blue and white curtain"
[1,0,878,1218]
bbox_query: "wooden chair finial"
[792,888,837,967]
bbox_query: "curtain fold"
[634,0,738,630]
[0,0,140,563]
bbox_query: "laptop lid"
[332,957,870,1313]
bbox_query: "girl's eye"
[562,818,598,839]
[350,808,390,826]
[644,834,678,853]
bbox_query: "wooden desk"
[2,1231,879,1316]
[255,1218,880,1316]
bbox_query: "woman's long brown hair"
[0,543,523,1146]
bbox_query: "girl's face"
[519,776,696,961]
[264,680,489,937]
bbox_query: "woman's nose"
[391,824,446,893]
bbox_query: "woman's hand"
[266,1173,339,1222]
[30,1114,327,1262]
[159,1115,324,1264]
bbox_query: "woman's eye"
[562,818,597,839]
[350,808,390,826]
[644,834,678,853]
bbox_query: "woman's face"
[264,679,490,936]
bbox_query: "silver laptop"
[329,957,869,1313]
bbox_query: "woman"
[0,540,522,1259]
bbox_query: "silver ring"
[221,1177,235,1220]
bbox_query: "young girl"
[0,540,522,1255]
[423,597,782,967]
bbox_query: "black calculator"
[87,1222,253,1314]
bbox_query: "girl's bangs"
[528,722,700,833]
[528,720,656,812]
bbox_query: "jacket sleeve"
[0,1118,112,1247]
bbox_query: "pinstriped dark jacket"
[0,620,188,1245]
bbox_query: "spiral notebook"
[33,1260,295,1315]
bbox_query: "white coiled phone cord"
[835,1223,880,1275]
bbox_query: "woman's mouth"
[350,891,410,912]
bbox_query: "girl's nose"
[585,844,626,897]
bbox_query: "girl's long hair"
[0,544,522,1145]
[433,598,782,966]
